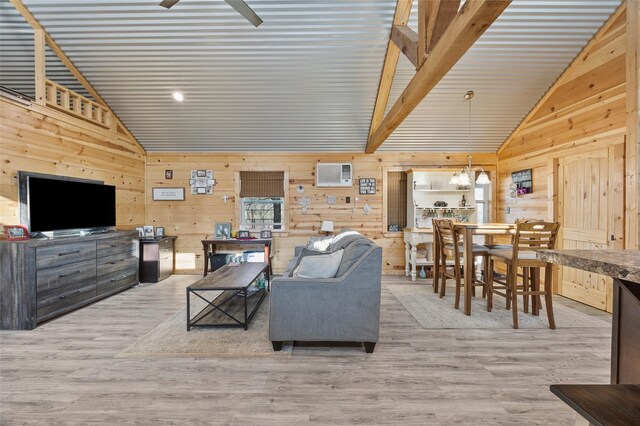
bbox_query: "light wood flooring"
[0,275,612,425]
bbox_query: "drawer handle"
[110,273,130,282]
[58,250,80,256]
[59,270,81,278]
[109,259,125,265]
[58,295,67,300]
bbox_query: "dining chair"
[433,219,489,309]
[486,221,560,329]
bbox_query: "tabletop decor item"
[260,230,272,238]
[155,226,165,237]
[237,230,251,239]
[3,225,30,241]
[215,222,231,239]
[143,225,154,237]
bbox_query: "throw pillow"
[287,248,328,277]
[293,249,344,279]
[306,235,334,252]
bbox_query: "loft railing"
[45,79,111,128]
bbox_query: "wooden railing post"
[34,28,46,105]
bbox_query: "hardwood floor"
[0,275,612,425]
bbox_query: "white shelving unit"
[407,169,477,229]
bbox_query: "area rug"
[386,284,611,329]
[117,293,292,358]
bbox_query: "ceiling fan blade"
[223,0,263,27]
[159,0,181,9]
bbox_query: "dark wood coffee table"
[186,262,269,331]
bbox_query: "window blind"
[239,171,285,198]
[387,172,407,229]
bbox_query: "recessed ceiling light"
[172,91,184,102]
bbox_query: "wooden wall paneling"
[626,0,639,249]
[497,4,629,308]
[145,152,497,275]
[498,3,627,156]
[0,99,146,230]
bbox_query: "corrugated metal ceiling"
[0,0,621,152]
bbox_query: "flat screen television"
[20,172,116,233]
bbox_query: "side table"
[139,236,177,283]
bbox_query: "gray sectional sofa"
[268,233,382,353]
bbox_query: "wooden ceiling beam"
[366,0,510,154]
[418,0,461,67]
[391,25,418,67]
[367,0,413,143]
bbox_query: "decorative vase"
[419,266,427,279]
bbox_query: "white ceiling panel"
[0,0,620,152]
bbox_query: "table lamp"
[320,220,334,236]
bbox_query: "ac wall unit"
[316,163,353,187]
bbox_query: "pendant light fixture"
[450,90,491,186]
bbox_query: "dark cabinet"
[0,231,139,330]
[139,236,177,283]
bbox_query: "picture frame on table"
[143,225,154,237]
[214,222,231,239]
[3,225,30,241]
[136,226,144,237]
[155,227,165,238]
[237,230,250,239]
[260,230,272,239]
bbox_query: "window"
[474,171,490,224]
[239,171,285,230]
[386,171,407,231]
[241,197,283,230]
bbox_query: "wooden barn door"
[557,144,624,312]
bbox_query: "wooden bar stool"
[486,221,560,329]
[433,219,489,310]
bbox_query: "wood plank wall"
[497,5,628,225]
[0,98,146,229]
[146,152,496,274]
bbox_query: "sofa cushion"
[293,249,344,279]
[286,248,327,277]
[334,238,373,278]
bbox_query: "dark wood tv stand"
[0,230,139,330]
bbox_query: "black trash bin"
[208,253,235,272]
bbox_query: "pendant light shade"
[450,90,491,187]
[476,171,490,185]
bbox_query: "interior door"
[557,144,624,312]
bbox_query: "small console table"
[139,236,177,283]
[201,237,272,277]
[403,228,433,281]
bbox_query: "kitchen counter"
[536,249,640,282]
[537,249,640,386]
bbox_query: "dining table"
[452,223,516,315]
